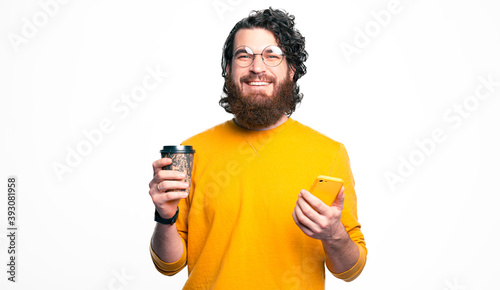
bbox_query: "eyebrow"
[234,48,249,55]
[263,47,275,53]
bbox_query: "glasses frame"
[232,45,285,68]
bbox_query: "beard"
[222,71,296,129]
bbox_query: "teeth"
[248,82,269,86]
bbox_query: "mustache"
[240,74,276,83]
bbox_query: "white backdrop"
[1,0,500,289]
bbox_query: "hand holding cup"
[149,146,195,219]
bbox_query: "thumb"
[331,186,345,210]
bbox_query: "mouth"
[246,81,270,86]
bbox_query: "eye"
[236,54,252,59]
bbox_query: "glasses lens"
[262,46,283,67]
[233,46,254,67]
[232,45,284,67]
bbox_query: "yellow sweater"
[150,118,367,289]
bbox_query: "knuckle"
[157,181,164,191]
[150,194,162,205]
[153,160,162,170]
[164,191,177,201]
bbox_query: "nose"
[249,55,266,74]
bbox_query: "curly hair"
[220,7,308,115]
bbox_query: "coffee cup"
[160,145,195,194]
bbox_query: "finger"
[157,170,186,181]
[152,158,172,176]
[155,190,189,205]
[299,189,330,215]
[150,183,189,207]
[294,199,320,234]
[297,192,321,222]
[293,205,316,237]
[149,169,186,189]
[157,180,189,193]
[331,186,345,210]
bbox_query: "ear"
[288,65,296,80]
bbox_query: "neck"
[234,115,289,131]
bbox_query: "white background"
[1,0,500,289]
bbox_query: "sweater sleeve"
[332,243,367,282]
[328,143,367,281]
[149,174,191,276]
[150,237,187,276]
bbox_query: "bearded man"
[148,8,367,289]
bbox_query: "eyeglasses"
[232,45,285,68]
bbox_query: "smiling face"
[222,28,297,129]
[228,28,294,101]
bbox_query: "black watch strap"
[155,207,179,225]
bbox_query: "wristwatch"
[154,207,179,225]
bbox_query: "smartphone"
[309,175,344,206]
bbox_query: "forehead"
[233,28,278,51]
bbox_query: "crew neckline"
[228,117,296,136]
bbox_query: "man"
[149,8,367,289]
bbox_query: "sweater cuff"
[150,239,187,276]
[332,243,367,282]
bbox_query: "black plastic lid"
[160,145,195,154]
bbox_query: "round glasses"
[232,45,284,68]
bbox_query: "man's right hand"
[149,157,190,220]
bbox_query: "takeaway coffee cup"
[160,145,195,194]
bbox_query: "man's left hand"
[292,187,345,241]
